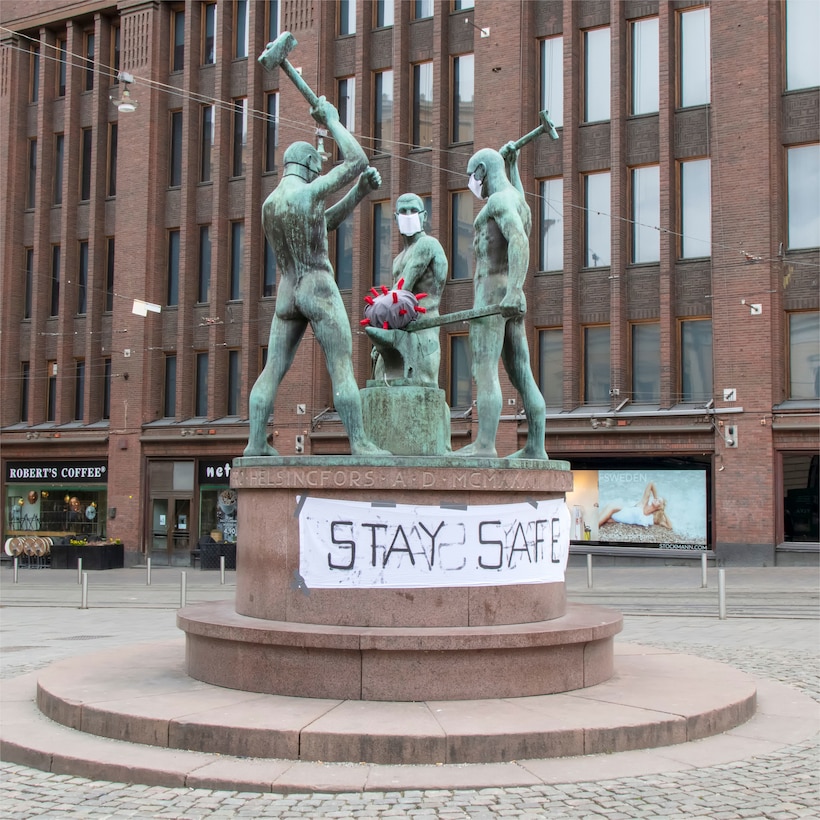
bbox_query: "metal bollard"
[586,553,593,588]
[13,556,19,584]
[718,568,726,619]
[146,556,152,586]
[701,552,708,588]
[80,572,89,609]
[77,557,83,585]
[220,555,226,584]
[180,570,187,608]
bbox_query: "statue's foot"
[351,440,392,457]
[506,446,549,461]
[243,442,280,457]
[453,441,498,458]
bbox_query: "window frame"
[50,244,61,317]
[202,2,217,66]
[412,61,434,149]
[374,0,394,28]
[195,352,209,417]
[83,30,95,92]
[227,350,241,416]
[200,104,214,183]
[584,171,611,268]
[582,324,611,405]
[56,36,67,97]
[105,237,115,312]
[232,97,248,178]
[339,0,356,36]
[787,311,820,399]
[107,123,118,197]
[267,1,281,42]
[630,164,660,264]
[164,354,177,418]
[169,110,183,187]
[373,69,393,155]
[74,359,85,421]
[198,225,211,303]
[679,157,712,259]
[265,92,279,173]
[450,190,474,280]
[679,318,713,403]
[538,177,564,272]
[629,16,659,116]
[27,138,37,210]
[540,35,563,128]
[167,229,180,307]
[537,327,563,409]
[335,213,354,290]
[171,6,185,72]
[29,44,40,103]
[786,143,820,250]
[372,200,392,289]
[102,358,112,420]
[77,240,88,315]
[452,53,474,144]
[785,0,820,91]
[234,0,249,59]
[448,333,472,410]
[53,133,64,206]
[263,236,277,297]
[583,26,611,124]
[229,221,244,301]
[630,321,661,404]
[80,127,93,202]
[678,6,711,108]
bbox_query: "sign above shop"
[5,461,108,483]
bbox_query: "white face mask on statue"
[396,212,423,236]
[468,172,486,200]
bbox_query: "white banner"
[297,496,570,589]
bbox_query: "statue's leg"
[501,319,548,460]
[244,316,306,457]
[455,316,505,457]
[313,302,390,456]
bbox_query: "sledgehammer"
[505,110,560,152]
[259,31,320,108]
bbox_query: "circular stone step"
[34,639,757,765]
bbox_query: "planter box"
[50,543,124,571]
[200,542,236,571]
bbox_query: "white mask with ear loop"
[468,172,486,200]
[396,212,423,236]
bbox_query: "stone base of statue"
[361,382,451,455]
[179,456,622,701]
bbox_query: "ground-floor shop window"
[783,453,819,542]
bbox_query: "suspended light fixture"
[110,72,138,113]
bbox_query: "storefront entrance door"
[150,497,192,566]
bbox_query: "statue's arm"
[500,141,524,196]
[309,96,368,198]
[492,199,529,313]
[326,167,381,232]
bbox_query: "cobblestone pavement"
[1,565,818,818]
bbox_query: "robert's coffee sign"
[5,461,108,483]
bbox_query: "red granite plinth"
[180,459,623,701]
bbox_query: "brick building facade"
[1,1,818,567]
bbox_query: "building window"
[80,128,93,201]
[107,123,117,197]
[538,328,563,409]
[199,226,211,303]
[202,3,217,65]
[451,191,474,280]
[452,54,474,144]
[56,36,67,97]
[584,171,611,267]
[375,0,393,28]
[232,98,248,177]
[30,45,40,103]
[788,311,820,399]
[680,319,712,402]
[337,78,355,161]
[164,354,177,417]
[172,7,185,71]
[227,350,241,416]
[414,1,433,19]
[786,0,820,90]
[336,214,353,290]
[631,165,660,264]
[195,352,209,417]
[265,92,279,172]
[27,139,36,209]
[583,325,611,404]
[267,1,281,41]
[77,241,88,315]
[20,362,30,422]
[679,6,710,108]
[454,0,475,9]
[630,17,658,115]
[374,70,393,154]
[50,245,61,317]
[24,248,33,319]
[680,158,711,258]
[46,361,57,422]
[584,27,610,123]
[540,36,563,128]
[373,201,392,288]
[105,238,115,312]
[230,221,244,301]
[84,31,95,91]
[449,335,472,409]
[102,358,112,420]
[631,323,660,403]
[413,62,433,148]
[167,230,180,306]
[74,360,85,421]
[234,0,249,59]
[111,24,120,78]
[53,134,64,206]
[339,0,356,36]
[539,178,563,272]
[263,238,277,297]
[170,110,183,187]
[201,105,214,182]
[787,144,820,249]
